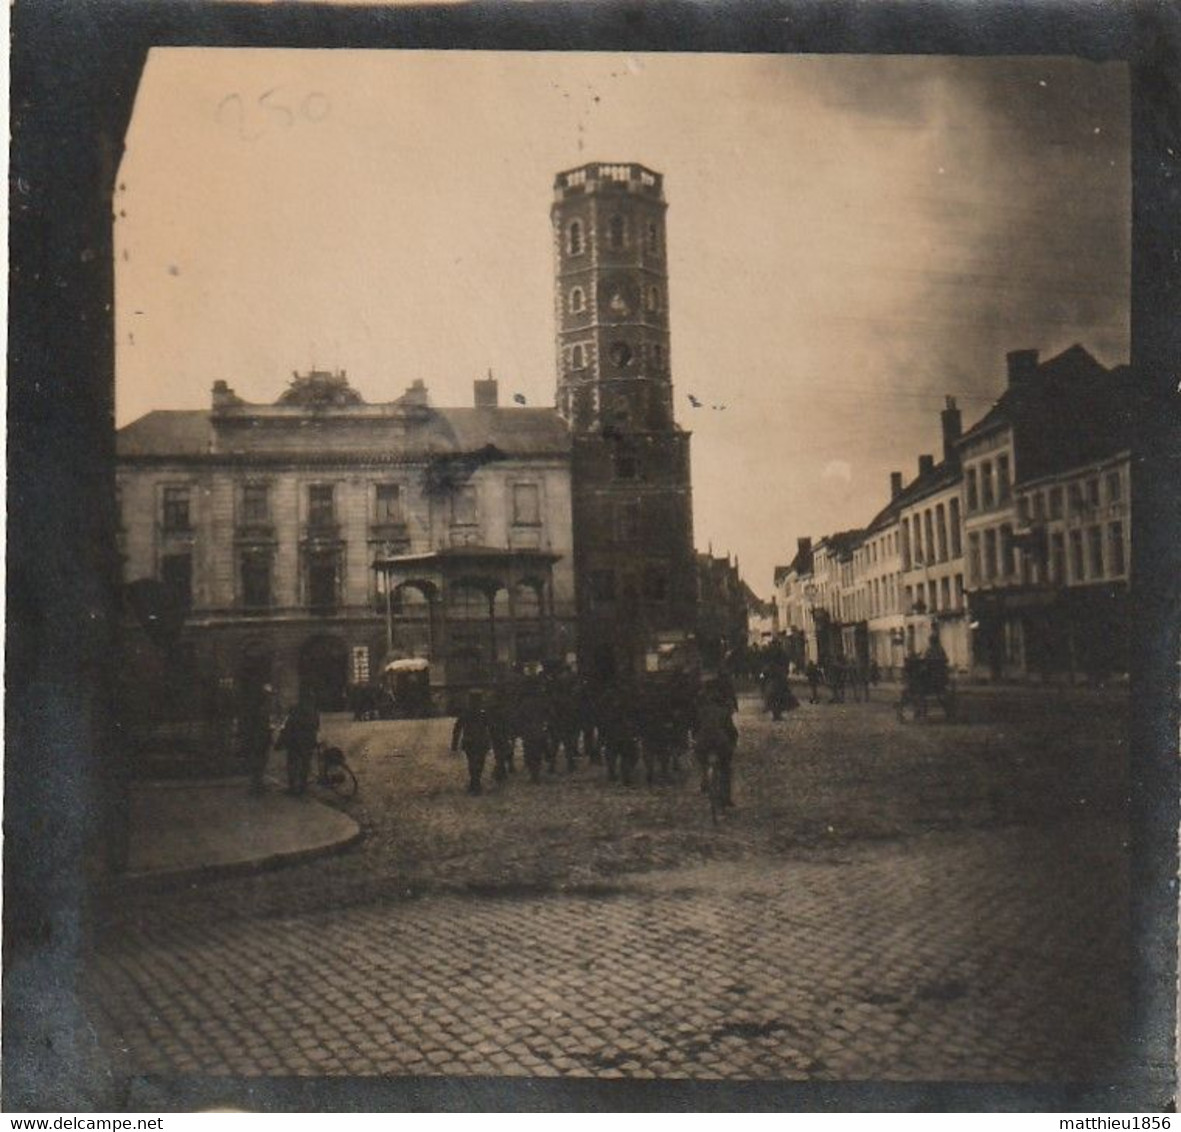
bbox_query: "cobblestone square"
[86,689,1134,1093]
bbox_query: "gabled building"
[958,346,1131,680]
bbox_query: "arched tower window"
[645,221,660,254]
[567,220,584,255]
[571,344,585,370]
[653,343,664,369]
[608,214,626,250]
[646,286,661,313]
[569,286,586,314]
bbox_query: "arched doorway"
[298,633,349,711]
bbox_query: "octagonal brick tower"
[551,162,696,681]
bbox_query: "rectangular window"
[912,515,923,564]
[1000,524,1015,578]
[981,461,995,508]
[1087,478,1101,507]
[241,551,271,610]
[924,510,936,564]
[1106,469,1122,503]
[161,553,192,611]
[1049,487,1064,519]
[904,584,914,611]
[966,468,979,512]
[614,451,639,480]
[615,500,641,543]
[1088,525,1104,578]
[1017,495,1030,523]
[954,573,964,609]
[900,522,911,570]
[162,486,191,532]
[949,497,962,557]
[968,533,981,586]
[1033,492,1046,521]
[936,504,948,562]
[308,484,335,527]
[1109,521,1126,575]
[984,528,998,581]
[375,483,403,524]
[1051,532,1066,583]
[512,483,541,526]
[940,576,951,610]
[451,484,477,526]
[242,483,269,524]
[997,454,1011,503]
[308,551,338,613]
[928,579,938,612]
[1069,482,1084,515]
[1070,529,1085,582]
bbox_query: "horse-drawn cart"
[896,654,956,722]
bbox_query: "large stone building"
[116,371,575,711]
[116,161,698,714]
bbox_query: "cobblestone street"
[86,690,1132,1087]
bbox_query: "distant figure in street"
[277,689,319,796]
[805,661,823,704]
[451,690,493,796]
[693,676,739,807]
[828,656,847,704]
[239,679,274,795]
[486,684,517,782]
[599,680,640,785]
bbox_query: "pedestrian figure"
[451,690,493,795]
[805,661,822,704]
[599,681,639,785]
[761,666,791,721]
[578,676,601,764]
[546,663,581,772]
[486,685,517,783]
[828,656,847,704]
[239,679,274,795]
[694,676,739,807]
[277,689,319,796]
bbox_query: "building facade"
[775,344,1131,683]
[117,372,575,712]
[959,347,1131,680]
[552,162,697,680]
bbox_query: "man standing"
[451,690,493,796]
[278,689,319,796]
[239,679,273,795]
[694,676,739,807]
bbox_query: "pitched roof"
[957,345,1130,482]
[117,405,572,461]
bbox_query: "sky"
[115,50,1130,596]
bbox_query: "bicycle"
[314,742,358,799]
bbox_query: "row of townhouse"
[774,345,1131,682]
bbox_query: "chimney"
[918,453,935,476]
[1006,349,1040,387]
[474,377,499,409]
[211,379,239,410]
[402,378,430,407]
[941,395,962,462]
[890,471,903,499]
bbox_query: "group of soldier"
[802,657,881,705]
[450,662,740,804]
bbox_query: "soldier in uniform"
[450,690,493,796]
[277,688,319,796]
[693,675,739,806]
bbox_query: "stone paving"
[84,690,1132,1085]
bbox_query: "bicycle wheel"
[331,763,358,800]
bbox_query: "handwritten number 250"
[217,90,331,139]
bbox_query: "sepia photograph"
[7,2,1179,1116]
